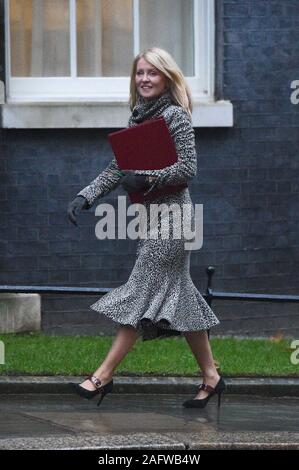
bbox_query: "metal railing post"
[205,266,216,340]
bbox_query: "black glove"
[67,196,88,226]
[120,170,148,193]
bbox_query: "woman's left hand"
[120,170,148,192]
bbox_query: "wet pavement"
[0,392,299,449]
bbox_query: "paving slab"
[0,393,298,450]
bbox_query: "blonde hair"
[129,47,193,119]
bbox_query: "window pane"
[10,0,70,77]
[77,0,133,77]
[139,0,194,76]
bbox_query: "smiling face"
[135,57,168,100]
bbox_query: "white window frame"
[5,0,214,102]
[2,0,233,127]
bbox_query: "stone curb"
[1,433,299,450]
[1,376,299,396]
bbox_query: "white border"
[2,100,233,128]
[5,0,216,103]
[2,0,233,127]
[70,0,77,77]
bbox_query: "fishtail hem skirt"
[89,189,220,341]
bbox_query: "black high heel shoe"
[69,375,113,407]
[183,377,226,408]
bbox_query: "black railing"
[1,265,299,304]
[204,266,299,307]
[0,285,112,295]
[203,266,299,340]
[1,265,299,340]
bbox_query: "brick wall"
[213,0,299,335]
[0,0,299,336]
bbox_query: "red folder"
[108,117,187,203]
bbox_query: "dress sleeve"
[76,157,123,208]
[134,108,197,196]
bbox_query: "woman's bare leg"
[183,330,220,399]
[80,325,139,390]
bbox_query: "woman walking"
[67,47,225,409]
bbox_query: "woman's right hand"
[67,196,88,226]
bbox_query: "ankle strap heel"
[69,375,114,407]
[183,377,226,409]
[95,378,114,407]
[88,375,102,390]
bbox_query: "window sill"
[1,99,233,128]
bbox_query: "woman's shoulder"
[162,104,193,130]
[163,103,189,117]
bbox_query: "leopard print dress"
[77,89,220,340]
